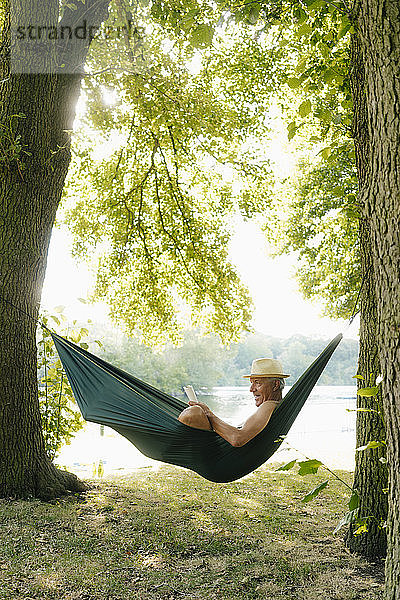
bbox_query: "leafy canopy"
[63,1,289,343]
[146,0,360,320]
[62,0,358,345]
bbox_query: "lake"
[57,385,357,478]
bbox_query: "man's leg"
[178,405,212,430]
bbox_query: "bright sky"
[41,93,359,342]
[42,222,358,341]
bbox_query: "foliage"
[0,113,31,179]
[274,148,359,319]
[276,375,387,538]
[142,0,361,320]
[59,0,359,336]
[37,309,101,459]
[276,455,361,533]
[198,0,359,320]
[353,377,386,460]
[89,323,358,394]
[62,2,292,344]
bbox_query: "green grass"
[0,464,384,599]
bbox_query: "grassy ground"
[0,464,384,600]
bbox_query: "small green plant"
[276,373,387,538]
[276,453,363,534]
[37,307,101,460]
[92,460,105,478]
[0,113,31,179]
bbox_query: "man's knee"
[178,405,203,425]
[178,405,210,430]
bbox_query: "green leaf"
[297,23,313,37]
[180,13,195,32]
[287,120,298,141]
[348,491,359,511]
[346,408,380,415]
[323,69,336,84]
[294,7,307,23]
[190,24,214,48]
[334,508,358,534]
[357,386,379,397]
[320,147,331,159]
[352,375,364,380]
[332,186,343,196]
[301,480,329,503]
[54,305,65,313]
[295,57,308,74]
[247,5,261,25]
[307,0,326,11]
[298,459,323,475]
[80,342,89,350]
[78,297,87,304]
[287,77,301,89]
[318,42,331,59]
[299,99,311,117]
[356,440,386,451]
[337,18,351,40]
[276,459,297,471]
[316,108,333,124]
[354,521,368,535]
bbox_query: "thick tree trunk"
[0,1,110,499]
[345,34,387,557]
[0,73,85,499]
[353,2,400,598]
[348,219,388,556]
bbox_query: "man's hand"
[188,400,213,418]
[189,398,278,447]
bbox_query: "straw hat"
[243,358,290,379]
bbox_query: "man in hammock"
[178,358,290,447]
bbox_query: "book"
[183,385,198,403]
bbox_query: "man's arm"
[187,400,278,447]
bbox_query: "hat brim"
[243,373,290,378]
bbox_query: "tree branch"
[57,0,111,73]
[112,115,137,182]
[323,0,350,15]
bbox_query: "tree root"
[35,459,90,500]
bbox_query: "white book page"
[183,385,198,403]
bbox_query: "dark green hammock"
[52,332,343,483]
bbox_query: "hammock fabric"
[52,332,343,483]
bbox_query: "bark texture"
[0,0,110,499]
[353,1,400,597]
[346,34,387,558]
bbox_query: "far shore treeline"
[83,325,359,395]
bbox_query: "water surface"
[58,386,357,477]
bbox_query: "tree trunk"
[353,1,400,597]
[346,35,387,558]
[345,34,387,557]
[348,218,388,556]
[0,0,110,499]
